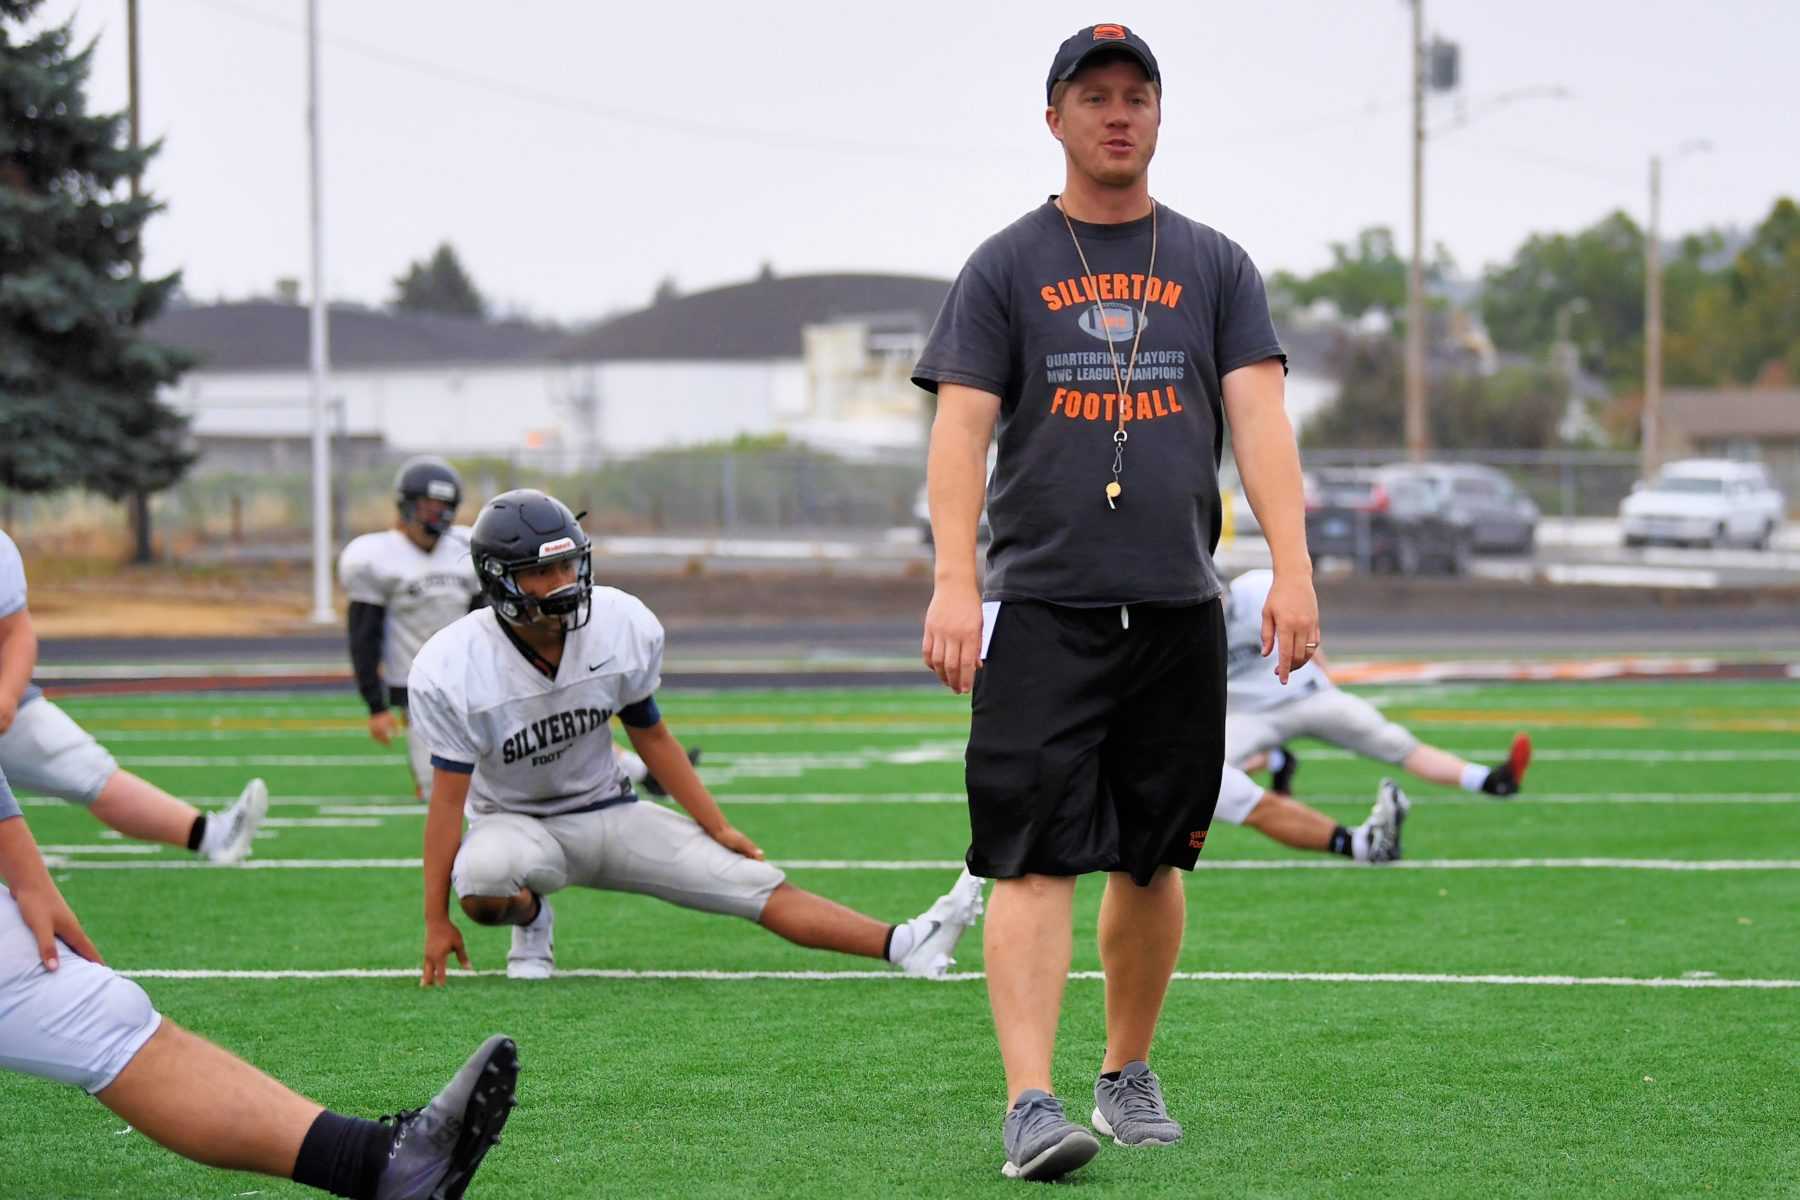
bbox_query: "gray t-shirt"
[0,530,42,708]
[913,200,1284,606]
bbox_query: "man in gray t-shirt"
[912,23,1321,1183]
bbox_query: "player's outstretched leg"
[88,771,269,862]
[757,869,986,979]
[95,1022,518,1198]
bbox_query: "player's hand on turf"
[707,822,765,861]
[421,918,470,988]
[1262,572,1321,685]
[922,579,983,695]
[13,879,104,971]
[368,710,399,746]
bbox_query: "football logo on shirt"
[501,705,613,766]
[1078,301,1147,342]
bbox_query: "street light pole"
[306,0,334,624]
[1405,0,1427,461]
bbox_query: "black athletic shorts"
[964,599,1226,886]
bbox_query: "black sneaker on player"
[1481,732,1532,797]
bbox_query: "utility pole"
[125,0,153,562]
[1640,140,1710,482]
[1405,0,1427,461]
[1641,154,1663,480]
[306,0,334,623]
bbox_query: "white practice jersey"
[0,529,42,707]
[337,526,479,688]
[1222,569,1329,713]
[407,588,664,818]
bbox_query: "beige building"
[1662,388,1800,508]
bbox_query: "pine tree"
[0,0,194,558]
[392,242,487,318]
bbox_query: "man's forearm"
[627,723,726,831]
[0,620,39,708]
[421,792,463,920]
[1225,365,1312,575]
[345,602,388,713]
[0,816,51,893]
[926,418,988,587]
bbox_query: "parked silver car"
[1620,459,1786,549]
[1406,463,1540,554]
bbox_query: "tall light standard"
[306,0,334,623]
[1404,3,1460,461]
[1641,139,1712,481]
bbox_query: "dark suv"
[1305,465,1475,574]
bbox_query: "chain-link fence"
[3,443,1789,557]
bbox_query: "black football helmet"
[470,489,593,630]
[394,456,463,537]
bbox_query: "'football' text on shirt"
[501,706,614,766]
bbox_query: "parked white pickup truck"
[1620,459,1786,549]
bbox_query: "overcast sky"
[40,0,1800,323]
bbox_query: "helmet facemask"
[481,542,594,632]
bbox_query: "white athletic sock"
[886,919,924,965]
[1350,825,1372,863]
[197,811,229,856]
[1267,747,1289,775]
[617,750,648,784]
[1460,763,1491,792]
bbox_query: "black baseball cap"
[1045,24,1161,104]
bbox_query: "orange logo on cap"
[1093,24,1128,39]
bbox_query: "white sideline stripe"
[319,805,428,816]
[38,856,1800,872]
[38,844,163,856]
[259,817,382,828]
[111,966,1800,990]
[91,748,1800,769]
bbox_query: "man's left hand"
[1261,573,1322,684]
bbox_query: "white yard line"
[41,856,1800,872]
[111,966,1800,990]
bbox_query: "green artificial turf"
[1,680,1796,1197]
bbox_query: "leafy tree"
[391,242,486,318]
[1300,335,1566,451]
[1670,198,1800,385]
[1272,227,1408,318]
[0,0,194,559]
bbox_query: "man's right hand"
[0,693,16,736]
[922,579,984,695]
[368,710,399,746]
[420,917,470,988]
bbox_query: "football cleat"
[1092,1060,1183,1146]
[506,898,554,981]
[1481,732,1532,797]
[206,778,269,864]
[897,868,985,979]
[376,1034,519,1200]
[1002,1090,1101,1181]
[641,746,703,798]
[1364,779,1410,864]
[1270,745,1300,796]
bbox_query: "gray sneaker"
[1365,779,1411,864]
[376,1034,519,1200]
[1001,1089,1101,1181]
[1091,1060,1182,1146]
